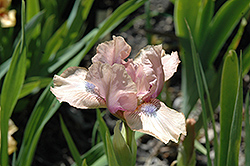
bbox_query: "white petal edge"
[161,51,180,82]
[50,67,106,109]
[124,99,186,144]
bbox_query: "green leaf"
[242,44,250,76]
[219,50,239,166]
[18,81,40,99]
[41,22,68,63]
[18,77,51,99]
[226,53,243,166]
[105,132,119,166]
[82,159,88,166]
[78,130,144,166]
[245,90,250,166]
[174,0,201,116]
[226,18,247,52]
[26,0,40,38]
[60,115,82,166]
[185,19,212,166]
[1,1,26,165]
[1,11,44,80]
[0,58,11,80]
[41,14,56,49]
[61,0,94,47]
[80,142,105,165]
[16,1,146,165]
[113,120,133,166]
[194,0,214,48]
[96,109,119,166]
[200,0,250,66]
[194,140,207,155]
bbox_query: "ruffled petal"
[86,62,137,114]
[161,51,180,82]
[134,45,165,100]
[50,67,106,109]
[124,99,186,144]
[92,36,131,65]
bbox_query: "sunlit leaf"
[1,1,26,165]
[60,115,82,166]
[226,53,243,166]
[219,50,239,166]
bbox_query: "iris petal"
[50,67,106,109]
[92,36,131,65]
[133,45,165,100]
[162,51,180,82]
[86,62,137,114]
[124,99,186,144]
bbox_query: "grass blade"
[200,0,250,65]
[26,0,40,38]
[60,115,82,166]
[0,1,26,165]
[185,19,212,166]
[16,1,146,165]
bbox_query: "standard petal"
[161,51,180,82]
[50,67,106,109]
[92,36,131,65]
[134,45,165,100]
[86,62,137,114]
[124,99,186,144]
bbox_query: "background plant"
[0,0,146,165]
[1,0,250,165]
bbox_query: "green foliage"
[174,0,248,165]
[60,115,82,166]
[113,120,136,166]
[96,109,119,166]
[0,0,146,165]
[0,1,26,165]
[174,0,250,116]
[219,51,239,166]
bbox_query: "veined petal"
[50,67,106,109]
[134,45,165,100]
[161,51,180,82]
[92,36,131,65]
[124,99,186,144]
[86,62,137,114]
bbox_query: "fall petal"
[161,51,180,82]
[50,67,106,109]
[92,36,131,65]
[86,62,137,113]
[124,99,186,144]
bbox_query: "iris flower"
[51,36,186,144]
[0,0,16,28]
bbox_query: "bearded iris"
[50,36,186,144]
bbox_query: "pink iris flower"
[50,36,186,144]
